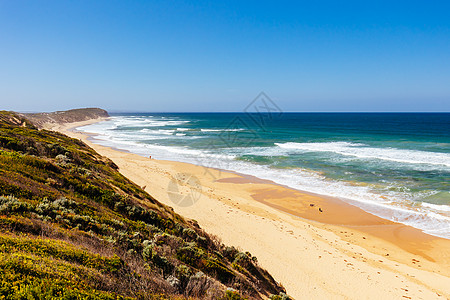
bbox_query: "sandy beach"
[54,118,450,300]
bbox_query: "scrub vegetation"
[0,110,285,299]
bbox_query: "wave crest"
[275,142,450,168]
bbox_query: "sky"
[0,0,449,112]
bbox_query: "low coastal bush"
[0,237,124,299]
[0,111,286,299]
[204,256,235,283]
[0,235,123,273]
[269,292,291,300]
[176,243,205,266]
[222,289,248,300]
[223,245,239,260]
[0,195,31,214]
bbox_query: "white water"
[77,116,450,239]
[275,142,450,169]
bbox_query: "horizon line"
[16,110,450,114]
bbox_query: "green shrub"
[233,252,251,267]
[176,244,205,266]
[35,197,77,217]
[204,257,235,283]
[0,195,32,214]
[142,242,173,274]
[182,227,197,239]
[153,254,173,274]
[175,264,192,280]
[142,242,156,261]
[223,289,247,300]
[269,292,291,300]
[223,246,238,260]
[55,154,71,167]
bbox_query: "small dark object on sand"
[310,203,315,207]
[319,208,323,213]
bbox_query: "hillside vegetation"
[23,108,109,128]
[0,111,287,299]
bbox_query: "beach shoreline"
[54,118,450,299]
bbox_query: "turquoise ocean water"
[78,113,450,239]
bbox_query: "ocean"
[77,113,450,239]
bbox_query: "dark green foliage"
[269,293,291,300]
[204,257,235,283]
[223,246,239,260]
[176,243,206,266]
[223,289,248,300]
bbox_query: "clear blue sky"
[1,1,449,112]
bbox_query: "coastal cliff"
[0,110,286,299]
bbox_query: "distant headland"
[22,107,109,128]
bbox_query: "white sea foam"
[81,116,190,131]
[141,129,175,135]
[421,202,450,212]
[274,142,450,168]
[121,120,189,127]
[200,128,245,132]
[77,125,235,160]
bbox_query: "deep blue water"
[78,113,450,238]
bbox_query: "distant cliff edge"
[22,108,109,128]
